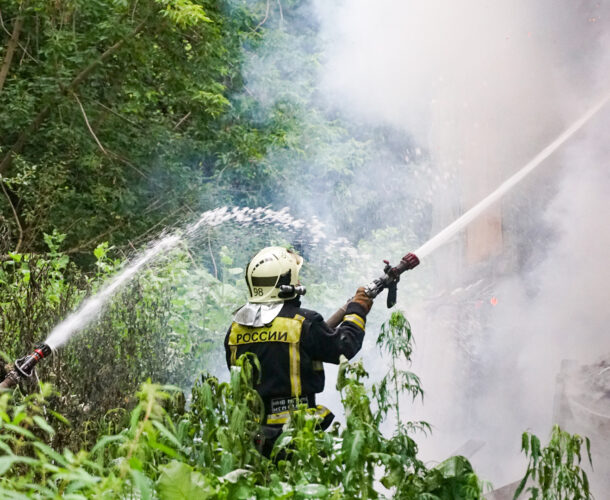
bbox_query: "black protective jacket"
[224,298,368,419]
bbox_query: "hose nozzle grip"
[14,343,51,378]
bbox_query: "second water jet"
[414,92,610,260]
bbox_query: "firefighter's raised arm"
[301,287,373,363]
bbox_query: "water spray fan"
[0,343,53,390]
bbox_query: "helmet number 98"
[253,287,264,296]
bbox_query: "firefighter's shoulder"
[290,306,324,324]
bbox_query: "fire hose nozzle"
[15,343,52,378]
[401,253,420,271]
[0,343,52,390]
[363,251,420,306]
[328,251,421,328]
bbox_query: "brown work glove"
[352,286,373,314]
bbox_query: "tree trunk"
[0,13,24,93]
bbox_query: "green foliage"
[375,311,426,425]
[0,238,592,499]
[1,313,594,499]
[0,237,85,360]
[0,312,489,498]
[0,237,244,451]
[0,0,266,254]
[155,0,212,27]
[515,425,593,500]
[0,357,265,498]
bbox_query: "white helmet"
[245,247,303,303]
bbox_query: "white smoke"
[312,0,610,490]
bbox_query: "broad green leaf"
[222,468,250,483]
[344,429,365,467]
[295,483,329,497]
[157,460,206,500]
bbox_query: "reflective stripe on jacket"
[224,298,368,413]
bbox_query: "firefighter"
[224,246,373,457]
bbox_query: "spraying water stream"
[45,234,181,350]
[43,206,355,350]
[414,92,610,259]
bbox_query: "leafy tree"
[0,0,265,256]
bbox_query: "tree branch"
[0,9,38,64]
[0,17,149,175]
[94,100,140,128]
[276,0,284,26]
[106,150,151,180]
[65,225,123,255]
[67,18,147,92]
[72,91,108,155]
[253,0,271,31]
[0,10,24,93]
[0,103,52,174]
[179,240,199,269]
[208,229,218,279]
[173,111,191,130]
[0,176,23,253]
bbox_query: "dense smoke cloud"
[312,0,610,490]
